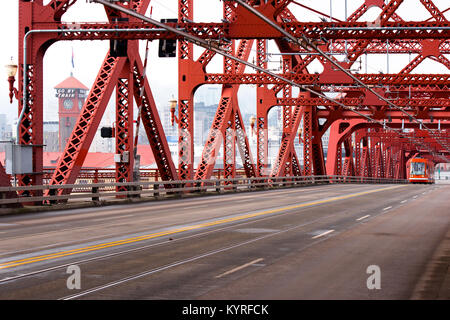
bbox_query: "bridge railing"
[40,168,247,193]
[0,175,408,207]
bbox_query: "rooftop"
[54,75,89,90]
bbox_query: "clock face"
[78,100,83,110]
[63,99,74,110]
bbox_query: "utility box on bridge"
[5,144,33,175]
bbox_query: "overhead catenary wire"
[19,26,186,147]
[229,0,450,158]
[90,0,449,162]
[89,0,387,123]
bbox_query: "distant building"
[43,121,59,152]
[90,130,114,153]
[195,102,217,146]
[0,114,12,152]
[203,87,220,106]
[54,74,88,152]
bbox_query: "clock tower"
[54,74,89,152]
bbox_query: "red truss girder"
[48,62,177,194]
[326,120,450,177]
[419,0,448,22]
[177,0,194,180]
[194,37,256,181]
[277,97,450,108]
[329,40,450,54]
[53,23,450,55]
[12,0,450,200]
[132,59,178,182]
[204,73,450,86]
[46,1,176,194]
[48,20,450,41]
[270,103,304,177]
[115,72,134,192]
[48,53,124,194]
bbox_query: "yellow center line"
[0,185,405,269]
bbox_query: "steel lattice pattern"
[5,0,448,204]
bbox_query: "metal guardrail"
[38,168,247,193]
[0,175,408,206]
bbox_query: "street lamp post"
[169,96,178,126]
[250,116,256,136]
[5,57,18,104]
[4,57,33,181]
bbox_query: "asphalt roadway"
[0,183,448,300]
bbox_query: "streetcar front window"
[410,162,425,175]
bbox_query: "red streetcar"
[408,157,435,184]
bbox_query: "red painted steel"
[8,0,449,204]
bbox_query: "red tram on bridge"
[408,158,435,184]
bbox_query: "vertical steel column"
[178,0,194,180]
[395,148,407,179]
[335,144,343,176]
[281,55,296,176]
[222,35,236,182]
[282,57,292,137]
[342,138,355,177]
[385,147,394,178]
[303,102,327,176]
[115,62,134,194]
[17,60,44,195]
[223,111,237,182]
[368,132,376,177]
[355,131,362,176]
[256,39,269,176]
[302,106,313,175]
[361,135,372,178]
[17,0,46,197]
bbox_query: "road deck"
[0,184,448,300]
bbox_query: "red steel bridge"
[3,0,450,203]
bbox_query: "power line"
[90,0,449,162]
[230,0,450,157]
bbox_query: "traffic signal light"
[158,19,178,58]
[101,127,114,138]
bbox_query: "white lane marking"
[312,230,335,239]
[8,185,386,226]
[59,184,400,301]
[383,206,392,211]
[92,214,135,222]
[61,222,313,300]
[356,215,371,221]
[8,211,329,287]
[400,200,407,204]
[215,258,264,279]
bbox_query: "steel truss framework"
[6,0,449,201]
